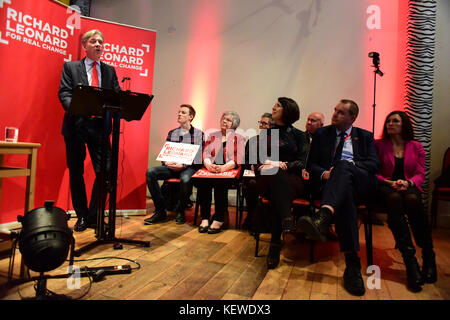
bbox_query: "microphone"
[368,52,384,76]
[368,52,380,66]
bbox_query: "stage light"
[17,201,73,273]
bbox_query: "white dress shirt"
[84,57,102,87]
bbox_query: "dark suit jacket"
[58,58,121,136]
[307,125,380,195]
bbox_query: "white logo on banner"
[1,3,72,61]
[0,0,12,9]
[102,42,151,77]
[0,0,12,44]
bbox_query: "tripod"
[68,85,153,256]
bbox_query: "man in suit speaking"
[298,99,380,296]
[58,30,121,232]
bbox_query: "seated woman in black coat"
[254,97,308,269]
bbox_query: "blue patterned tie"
[332,131,346,165]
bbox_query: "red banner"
[0,0,156,223]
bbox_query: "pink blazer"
[375,139,426,192]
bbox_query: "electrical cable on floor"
[67,256,141,271]
[15,266,93,300]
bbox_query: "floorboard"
[1,201,449,301]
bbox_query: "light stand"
[368,51,384,135]
[368,52,384,226]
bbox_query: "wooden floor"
[1,202,449,300]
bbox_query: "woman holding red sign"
[196,111,245,234]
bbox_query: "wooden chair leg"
[193,201,199,226]
[364,210,374,266]
[431,190,438,228]
[367,222,373,266]
[254,232,260,257]
[310,241,315,263]
[235,186,240,229]
[239,189,244,228]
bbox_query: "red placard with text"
[192,168,241,179]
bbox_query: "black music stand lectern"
[68,85,153,256]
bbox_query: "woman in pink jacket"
[375,111,436,292]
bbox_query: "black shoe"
[282,217,295,234]
[297,207,333,242]
[343,253,366,296]
[207,225,223,234]
[402,248,424,292]
[422,249,437,283]
[175,211,186,224]
[144,211,167,225]
[267,243,282,269]
[198,225,209,233]
[74,217,88,232]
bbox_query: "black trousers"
[320,160,375,252]
[64,118,111,221]
[256,169,305,242]
[146,165,196,213]
[378,184,433,252]
[195,179,235,223]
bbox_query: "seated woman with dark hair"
[254,97,307,269]
[196,111,245,234]
[375,111,437,292]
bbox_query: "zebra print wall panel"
[405,0,436,210]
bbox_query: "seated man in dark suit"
[298,99,380,296]
[145,104,204,225]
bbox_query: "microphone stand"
[371,65,384,135]
[370,61,384,226]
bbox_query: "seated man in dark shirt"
[145,104,204,225]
